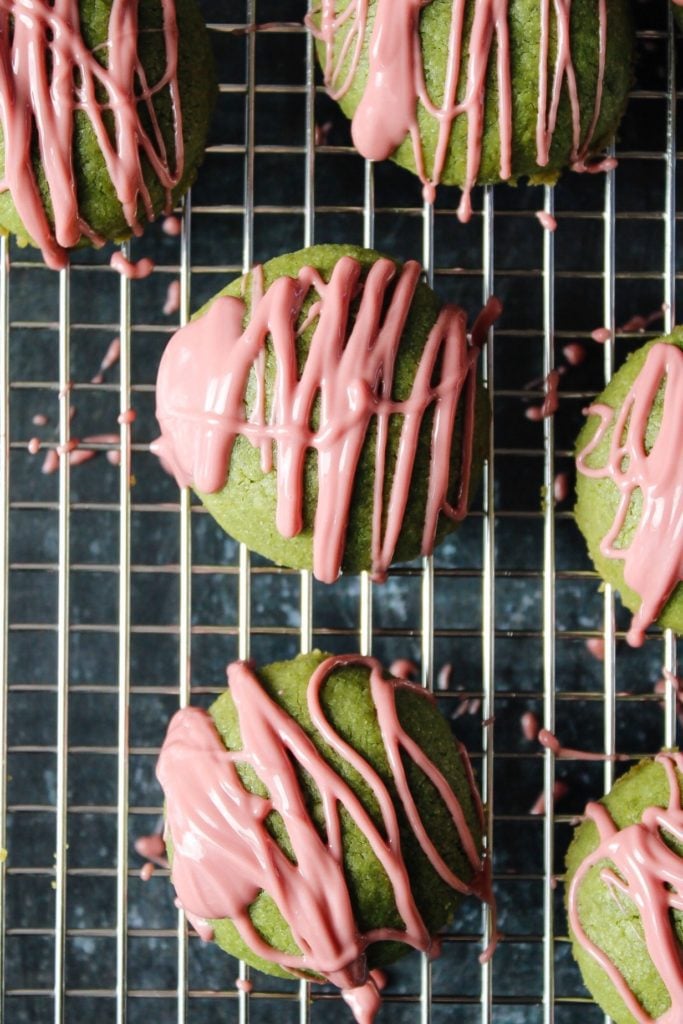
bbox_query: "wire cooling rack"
[1,1,682,1022]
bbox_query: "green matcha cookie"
[159,651,485,981]
[308,0,634,206]
[574,330,683,644]
[154,244,491,582]
[0,0,216,265]
[565,757,683,1024]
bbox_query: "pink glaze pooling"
[156,655,492,1023]
[576,342,683,647]
[568,753,683,1024]
[153,255,490,584]
[307,0,609,220]
[0,0,183,270]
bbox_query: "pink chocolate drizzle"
[576,342,683,647]
[153,255,497,584]
[0,0,184,270]
[156,655,493,1023]
[568,753,683,1024]
[307,0,609,220]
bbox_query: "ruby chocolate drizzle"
[576,342,683,647]
[568,753,683,1024]
[156,655,492,1024]
[153,255,497,583]
[307,0,610,221]
[0,0,184,269]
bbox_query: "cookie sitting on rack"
[156,651,493,1024]
[152,243,497,583]
[0,0,216,270]
[565,754,683,1024]
[574,330,683,647]
[306,0,634,221]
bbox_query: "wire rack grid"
[1,1,682,1022]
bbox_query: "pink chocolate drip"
[0,0,184,270]
[529,780,569,816]
[307,0,608,219]
[525,368,561,421]
[388,658,419,681]
[163,279,181,316]
[538,728,626,762]
[535,211,557,232]
[153,256,490,584]
[576,343,683,647]
[162,215,182,237]
[156,655,491,1022]
[586,637,605,661]
[568,753,683,1024]
[521,711,540,742]
[134,832,168,866]
[91,337,121,384]
[553,471,569,503]
[110,253,155,280]
[563,343,586,366]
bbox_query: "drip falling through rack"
[1,1,682,1022]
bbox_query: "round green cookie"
[168,650,483,978]
[310,0,634,190]
[674,3,683,33]
[190,244,489,576]
[0,0,216,253]
[574,329,683,637]
[565,758,683,1024]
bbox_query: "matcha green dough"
[168,650,483,978]
[311,0,634,191]
[574,330,683,637]
[0,0,216,253]
[190,244,489,575]
[565,758,683,1024]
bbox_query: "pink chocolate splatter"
[91,337,121,384]
[163,279,181,316]
[535,211,557,232]
[110,253,155,280]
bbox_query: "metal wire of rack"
[1,1,682,1023]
